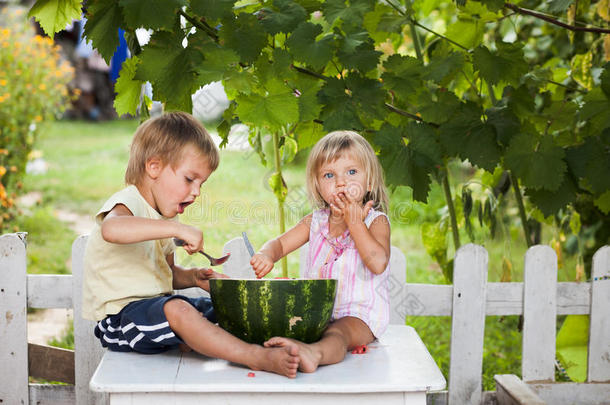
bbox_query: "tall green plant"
[29,0,610,276]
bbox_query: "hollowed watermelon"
[209,278,337,345]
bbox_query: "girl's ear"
[145,156,163,179]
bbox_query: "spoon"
[173,238,231,266]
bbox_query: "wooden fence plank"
[29,384,75,405]
[28,343,75,384]
[0,233,29,405]
[27,274,73,309]
[529,381,610,405]
[522,245,557,382]
[72,235,107,405]
[588,245,610,382]
[448,244,488,405]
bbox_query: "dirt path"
[20,192,95,345]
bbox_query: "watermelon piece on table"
[209,278,337,345]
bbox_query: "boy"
[82,112,299,377]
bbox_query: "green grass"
[20,118,562,390]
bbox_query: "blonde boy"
[82,112,299,377]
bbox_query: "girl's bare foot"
[250,344,300,378]
[264,337,321,373]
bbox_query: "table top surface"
[90,324,446,394]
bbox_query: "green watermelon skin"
[209,279,337,345]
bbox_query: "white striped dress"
[304,208,390,338]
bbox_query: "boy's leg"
[264,316,374,372]
[164,298,300,378]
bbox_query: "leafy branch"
[505,2,610,34]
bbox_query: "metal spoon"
[173,238,231,266]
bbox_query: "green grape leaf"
[296,121,326,149]
[473,42,528,86]
[548,0,573,13]
[318,78,362,131]
[406,123,443,165]
[294,0,323,12]
[29,0,82,36]
[220,13,267,63]
[503,85,536,117]
[601,62,610,98]
[322,0,373,26]
[135,31,203,112]
[196,44,240,84]
[480,0,505,12]
[439,102,501,172]
[346,73,386,120]
[259,0,308,34]
[444,17,485,50]
[235,79,299,129]
[119,0,185,30]
[287,22,334,70]
[223,70,258,99]
[565,136,610,195]
[381,55,424,100]
[418,91,461,125]
[594,190,610,214]
[190,0,235,20]
[113,56,145,116]
[526,176,577,217]
[505,133,567,191]
[280,136,298,165]
[424,51,465,84]
[376,125,433,201]
[82,0,124,63]
[486,106,521,147]
[571,52,594,90]
[296,79,323,122]
[578,88,610,135]
[337,31,381,72]
[269,172,288,202]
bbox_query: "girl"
[250,130,391,372]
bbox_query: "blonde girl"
[250,130,391,372]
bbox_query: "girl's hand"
[177,224,204,254]
[331,192,374,227]
[250,253,274,279]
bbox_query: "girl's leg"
[265,316,374,372]
[164,299,300,377]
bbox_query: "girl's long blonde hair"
[306,130,389,212]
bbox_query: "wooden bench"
[89,238,446,404]
[1,232,609,404]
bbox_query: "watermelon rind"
[209,278,337,345]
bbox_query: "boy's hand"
[178,224,204,254]
[193,268,229,291]
[250,253,274,279]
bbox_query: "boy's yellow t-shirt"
[82,185,176,321]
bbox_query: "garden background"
[2,0,610,390]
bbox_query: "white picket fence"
[0,232,608,404]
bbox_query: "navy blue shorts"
[94,295,216,354]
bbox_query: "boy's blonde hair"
[306,130,389,212]
[125,112,219,185]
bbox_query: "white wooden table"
[90,325,446,405]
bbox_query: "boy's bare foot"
[264,337,321,373]
[178,343,193,352]
[250,344,300,378]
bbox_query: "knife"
[242,232,255,257]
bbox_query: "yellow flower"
[0,166,5,177]
[39,83,46,91]
[34,115,42,122]
[1,28,10,37]
[0,79,6,86]
[0,149,8,155]
[9,166,17,172]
